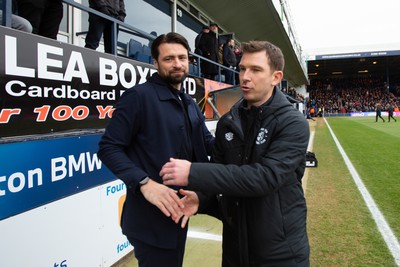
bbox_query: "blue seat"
[142,45,153,64]
[189,62,200,76]
[136,53,152,64]
[127,39,153,64]
[127,39,143,59]
[142,45,151,56]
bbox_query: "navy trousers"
[128,233,187,267]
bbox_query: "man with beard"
[98,32,214,266]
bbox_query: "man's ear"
[272,70,283,86]
[153,59,159,69]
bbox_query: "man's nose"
[241,70,250,81]
[172,58,182,67]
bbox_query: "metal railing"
[1,0,238,84]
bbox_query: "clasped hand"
[155,158,198,227]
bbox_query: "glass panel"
[59,3,68,33]
[76,0,200,53]
[122,0,170,46]
[81,0,89,33]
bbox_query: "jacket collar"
[235,87,290,109]
[149,73,185,101]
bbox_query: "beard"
[163,70,187,85]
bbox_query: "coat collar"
[148,73,185,101]
[235,87,291,111]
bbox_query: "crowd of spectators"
[285,87,306,103]
[307,77,399,115]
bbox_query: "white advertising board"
[0,179,131,267]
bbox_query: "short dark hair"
[151,32,190,60]
[225,38,234,44]
[241,40,285,71]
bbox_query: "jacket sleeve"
[97,89,148,192]
[195,103,215,156]
[198,34,210,56]
[222,45,230,66]
[118,0,126,20]
[90,0,107,10]
[188,112,309,197]
[196,191,222,220]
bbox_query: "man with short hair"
[194,25,209,56]
[161,40,310,266]
[222,38,237,84]
[98,32,214,266]
[198,22,219,80]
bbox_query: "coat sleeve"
[198,34,210,56]
[188,112,309,197]
[90,0,107,10]
[222,44,230,66]
[97,89,148,192]
[195,102,215,155]
[119,0,126,19]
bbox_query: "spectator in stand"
[16,0,62,39]
[218,41,224,65]
[194,25,209,56]
[198,22,219,80]
[85,0,126,54]
[375,102,385,122]
[387,102,397,122]
[0,0,32,32]
[222,38,237,84]
[233,45,242,84]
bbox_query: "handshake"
[139,158,198,228]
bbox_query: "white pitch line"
[187,230,222,242]
[324,117,400,266]
[307,130,315,151]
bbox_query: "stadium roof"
[189,0,308,87]
[307,50,400,81]
[187,1,400,88]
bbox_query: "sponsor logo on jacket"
[256,128,268,145]
[225,132,234,141]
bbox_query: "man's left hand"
[160,158,191,186]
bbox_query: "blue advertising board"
[0,133,115,220]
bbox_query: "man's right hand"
[178,189,199,228]
[140,179,184,222]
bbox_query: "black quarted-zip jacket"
[189,88,310,266]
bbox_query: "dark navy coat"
[98,73,214,249]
